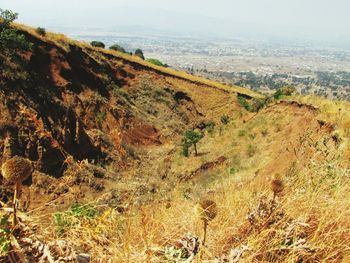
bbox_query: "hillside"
[1,23,350,262]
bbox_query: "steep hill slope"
[1,24,350,262]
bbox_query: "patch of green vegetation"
[261,128,268,137]
[0,9,32,51]
[205,121,216,134]
[114,88,130,101]
[0,9,33,88]
[35,27,46,36]
[91,40,105,48]
[238,95,253,112]
[247,144,257,157]
[273,85,296,100]
[238,95,271,112]
[54,203,98,236]
[221,115,230,125]
[109,44,126,53]
[238,129,247,137]
[228,154,241,175]
[96,111,106,126]
[0,216,11,256]
[146,58,168,67]
[182,129,204,157]
[248,133,256,140]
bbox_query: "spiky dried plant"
[197,199,217,247]
[271,177,284,201]
[1,156,33,226]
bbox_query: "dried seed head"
[271,178,284,195]
[197,199,217,222]
[1,156,33,184]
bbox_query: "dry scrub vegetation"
[1,21,350,262]
[3,96,350,262]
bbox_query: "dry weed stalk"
[271,177,284,202]
[197,199,217,247]
[1,156,33,226]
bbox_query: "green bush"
[237,95,253,112]
[0,9,32,51]
[238,129,247,137]
[90,40,105,48]
[146,58,168,67]
[205,121,216,134]
[109,44,126,53]
[35,27,46,36]
[221,115,230,125]
[134,48,144,59]
[274,85,296,100]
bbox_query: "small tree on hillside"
[134,48,144,60]
[0,9,31,51]
[182,129,204,157]
[109,44,126,53]
[35,27,46,36]
[90,41,105,48]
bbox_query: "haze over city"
[2,0,350,44]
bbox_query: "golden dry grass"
[9,22,350,262]
[23,98,350,262]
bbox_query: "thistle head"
[1,156,33,184]
[271,176,284,195]
[197,199,217,222]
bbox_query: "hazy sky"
[2,0,350,43]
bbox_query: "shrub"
[35,27,46,36]
[146,58,168,67]
[237,95,253,112]
[90,41,105,48]
[182,129,204,157]
[238,129,247,137]
[205,121,216,134]
[114,88,130,101]
[274,85,296,100]
[0,9,32,51]
[247,144,257,157]
[261,128,268,137]
[221,115,230,125]
[134,48,144,59]
[109,44,126,53]
[251,98,268,112]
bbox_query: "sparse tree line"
[90,41,168,67]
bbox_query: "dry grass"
[18,98,350,262]
[6,22,350,262]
